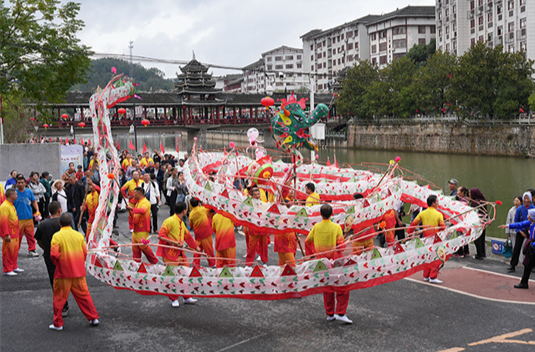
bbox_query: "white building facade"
[367,6,436,69]
[436,0,534,60]
[301,16,378,93]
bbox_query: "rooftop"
[261,45,303,57]
[299,14,381,40]
[366,5,435,26]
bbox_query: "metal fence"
[348,114,535,125]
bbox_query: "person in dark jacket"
[64,175,85,231]
[40,172,52,218]
[469,188,488,260]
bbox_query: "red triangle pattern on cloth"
[394,243,405,254]
[280,264,296,276]
[137,262,148,273]
[221,189,229,198]
[267,204,280,214]
[249,265,265,278]
[344,258,357,267]
[433,234,442,244]
[189,265,203,277]
[94,257,104,268]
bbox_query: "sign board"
[491,239,504,255]
[60,145,83,174]
[310,123,326,140]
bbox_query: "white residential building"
[367,6,436,68]
[301,15,379,93]
[436,0,534,59]
[240,46,306,94]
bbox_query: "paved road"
[1,205,535,352]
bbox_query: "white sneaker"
[183,298,197,304]
[256,256,261,261]
[28,251,39,257]
[4,271,17,276]
[13,268,24,273]
[429,278,443,284]
[423,277,429,282]
[335,314,353,324]
[89,319,99,326]
[327,315,336,321]
[243,253,247,258]
[49,324,63,331]
[171,299,180,308]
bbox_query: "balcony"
[505,32,515,44]
[477,6,484,15]
[495,36,503,45]
[485,2,493,12]
[467,10,474,19]
[517,29,527,41]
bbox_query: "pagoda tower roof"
[174,57,222,95]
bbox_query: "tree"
[2,94,38,143]
[529,92,535,112]
[449,42,535,119]
[337,60,379,119]
[0,0,91,121]
[71,58,175,92]
[364,56,417,118]
[411,50,457,115]
[406,39,437,67]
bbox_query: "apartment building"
[436,0,534,59]
[367,6,436,68]
[301,15,379,93]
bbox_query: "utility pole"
[128,41,134,79]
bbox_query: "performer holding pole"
[1,189,21,276]
[121,171,144,232]
[157,202,201,307]
[126,187,158,264]
[305,203,352,324]
[189,198,216,267]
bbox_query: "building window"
[267,57,272,62]
[297,55,301,60]
[347,31,353,38]
[453,41,457,50]
[347,42,353,50]
[418,26,426,33]
[318,52,322,59]
[393,26,406,35]
[470,1,475,10]
[439,28,443,36]
[393,39,406,48]
[497,5,503,14]
[355,42,359,49]
[478,0,483,6]
[452,4,456,13]
[508,22,514,32]
[371,44,377,54]
[379,30,387,39]
[341,45,344,51]
[471,38,476,46]
[338,58,341,65]
[446,43,450,51]
[285,64,293,69]
[371,33,377,41]
[430,25,436,34]
[323,62,326,68]
[341,34,344,40]
[310,65,314,71]
[342,56,345,63]
[275,65,283,69]
[418,38,426,45]
[479,35,484,42]
[348,55,353,62]
[445,8,449,16]
[508,1,514,10]
[471,19,475,28]
[275,56,282,61]
[520,18,526,28]
[446,26,450,34]
[379,42,386,51]
[333,49,336,55]
[355,29,358,36]
[520,42,527,51]
[311,55,314,60]
[372,58,377,65]
[520,0,526,5]
[478,16,483,26]
[267,65,272,70]
[508,44,514,52]
[453,22,457,31]
[379,56,387,65]
[337,35,341,41]
[488,13,493,22]
[497,26,503,35]
[296,63,302,69]
[310,45,313,50]
[286,55,294,60]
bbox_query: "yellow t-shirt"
[140,157,154,168]
[305,219,344,256]
[306,192,320,207]
[121,179,144,204]
[412,207,445,237]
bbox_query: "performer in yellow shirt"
[212,211,236,268]
[305,182,320,207]
[140,152,154,168]
[0,189,21,276]
[0,182,5,205]
[157,202,201,307]
[126,187,158,264]
[121,171,144,231]
[306,204,352,324]
[121,153,133,171]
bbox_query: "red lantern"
[61,114,69,119]
[107,173,115,180]
[141,119,150,127]
[118,108,126,115]
[79,122,86,128]
[261,97,275,108]
[43,124,49,129]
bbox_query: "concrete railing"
[348,114,535,125]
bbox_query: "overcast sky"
[75,0,435,78]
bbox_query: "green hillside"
[70,58,175,92]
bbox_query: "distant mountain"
[70,58,175,92]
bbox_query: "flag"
[81,138,84,145]
[73,137,76,144]
[327,157,331,166]
[176,145,179,154]
[142,143,147,154]
[88,139,91,146]
[117,141,120,150]
[60,138,62,144]
[334,154,338,168]
[520,108,525,113]
[129,140,136,151]
[160,142,165,154]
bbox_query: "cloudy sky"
[75,0,435,78]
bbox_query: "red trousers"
[2,237,19,273]
[163,257,192,301]
[423,261,441,279]
[53,277,99,327]
[246,234,268,265]
[216,247,236,268]
[132,231,158,264]
[18,219,36,251]
[194,237,215,267]
[323,291,350,316]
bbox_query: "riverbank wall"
[347,123,535,157]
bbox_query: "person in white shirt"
[51,180,68,214]
[142,173,161,233]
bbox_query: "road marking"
[467,328,534,346]
[463,266,535,283]
[214,333,267,352]
[436,348,465,352]
[404,278,535,305]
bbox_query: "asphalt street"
[1,204,535,352]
